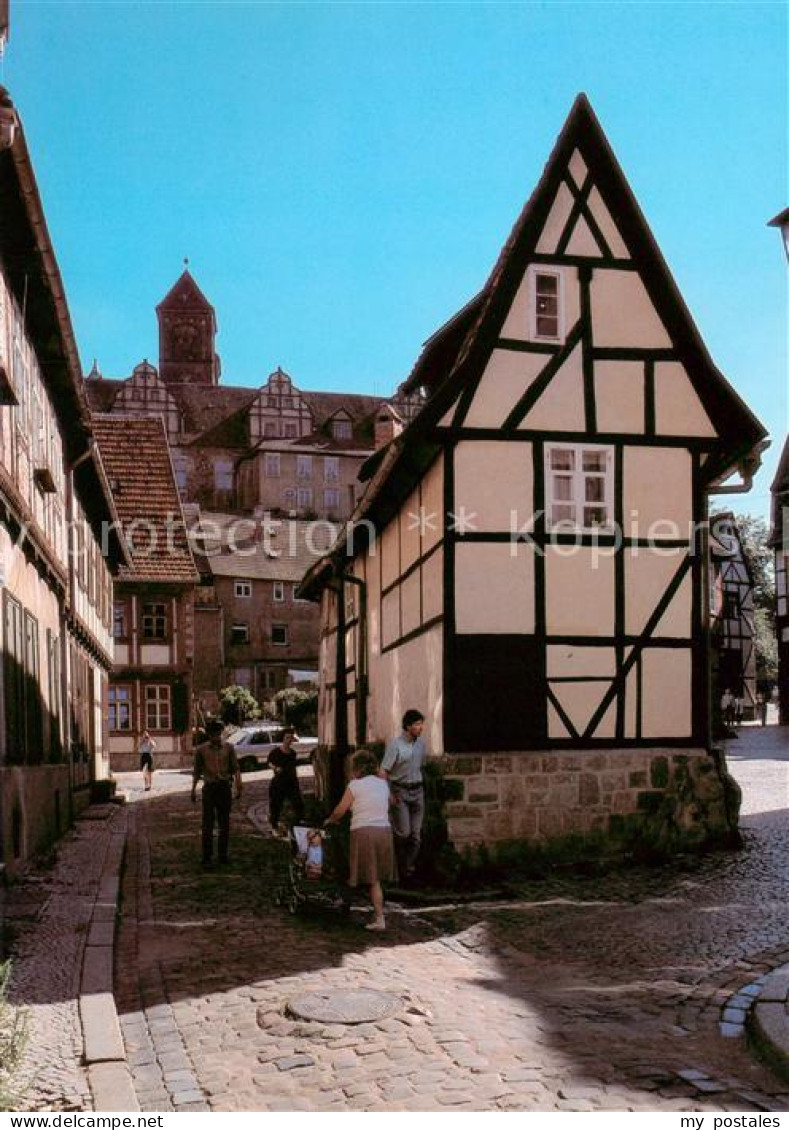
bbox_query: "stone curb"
[79,810,139,1113]
[748,964,789,1079]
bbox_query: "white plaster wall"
[590,271,672,349]
[623,447,693,533]
[464,350,544,429]
[625,550,693,638]
[655,362,716,438]
[455,542,535,634]
[594,361,645,433]
[454,441,533,532]
[641,648,692,737]
[544,547,615,636]
[522,344,585,431]
[366,622,443,753]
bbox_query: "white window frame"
[528,266,565,343]
[545,443,614,532]
[235,580,252,599]
[272,623,288,646]
[145,684,171,732]
[264,453,280,478]
[273,581,285,603]
[108,685,132,732]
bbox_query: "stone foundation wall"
[442,748,739,857]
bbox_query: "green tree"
[218,685,260,726]
[273,687,318,734]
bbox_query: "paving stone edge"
[80,809,139,1113]
[748,964,789,1081]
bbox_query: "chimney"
[374,404,403,450]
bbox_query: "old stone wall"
[442,748,739,859]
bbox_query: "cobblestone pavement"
[5,806,124,1111]
[108,731,789,1113]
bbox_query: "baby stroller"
[273,825,351,916]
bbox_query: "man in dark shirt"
[267,728,304,835]
[192,719,242,866]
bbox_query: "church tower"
[156,269,220,386]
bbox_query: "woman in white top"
[325,749,396,931]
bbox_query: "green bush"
[218,685,261,726]
[273,688,318,734]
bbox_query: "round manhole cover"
[287,989,401,1025]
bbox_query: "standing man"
[191,719,242,867]
[267,727,304,836]
[381,709,426,879]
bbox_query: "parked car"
[227,724,318,772]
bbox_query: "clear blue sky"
[4,1,787,515]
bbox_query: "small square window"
[273,582,285,602]
[272,623,288,646]
[235,580,252,599]
[141,602,168,640]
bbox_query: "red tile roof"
[91,414,199,584]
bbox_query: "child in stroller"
[274,824,350,915]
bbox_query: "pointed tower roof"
[156,269,216,326]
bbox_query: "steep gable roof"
[417,94,765,458]
[91,414,199,584]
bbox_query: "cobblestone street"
[7,726,789,1111]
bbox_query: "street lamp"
[768,207,789,265]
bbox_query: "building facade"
[84,273,420,707]
[0,86,124,873]
[771,437,789,723]
[301,95,766,859]
[189,512,335,713]
[91,416,199,770]
[709,513,757,722]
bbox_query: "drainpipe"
[329,576,348,808]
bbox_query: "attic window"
[109,477,122,495]
[332,419,352,441]
[529,267,564,342]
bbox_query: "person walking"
[325,749,396,931]
[381,708,426,880]
[138,730,156,791]
[191,719,242,867]
[267,727,304,836]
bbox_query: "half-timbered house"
[300,95,766,857]
[709,513,757,721]
[771,436,789,722]
[0,85,125,872]
[91,415,199,770]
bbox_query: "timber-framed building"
[301,95,766,857]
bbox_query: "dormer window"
[529,267,564,342]
[332,418,353,441]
